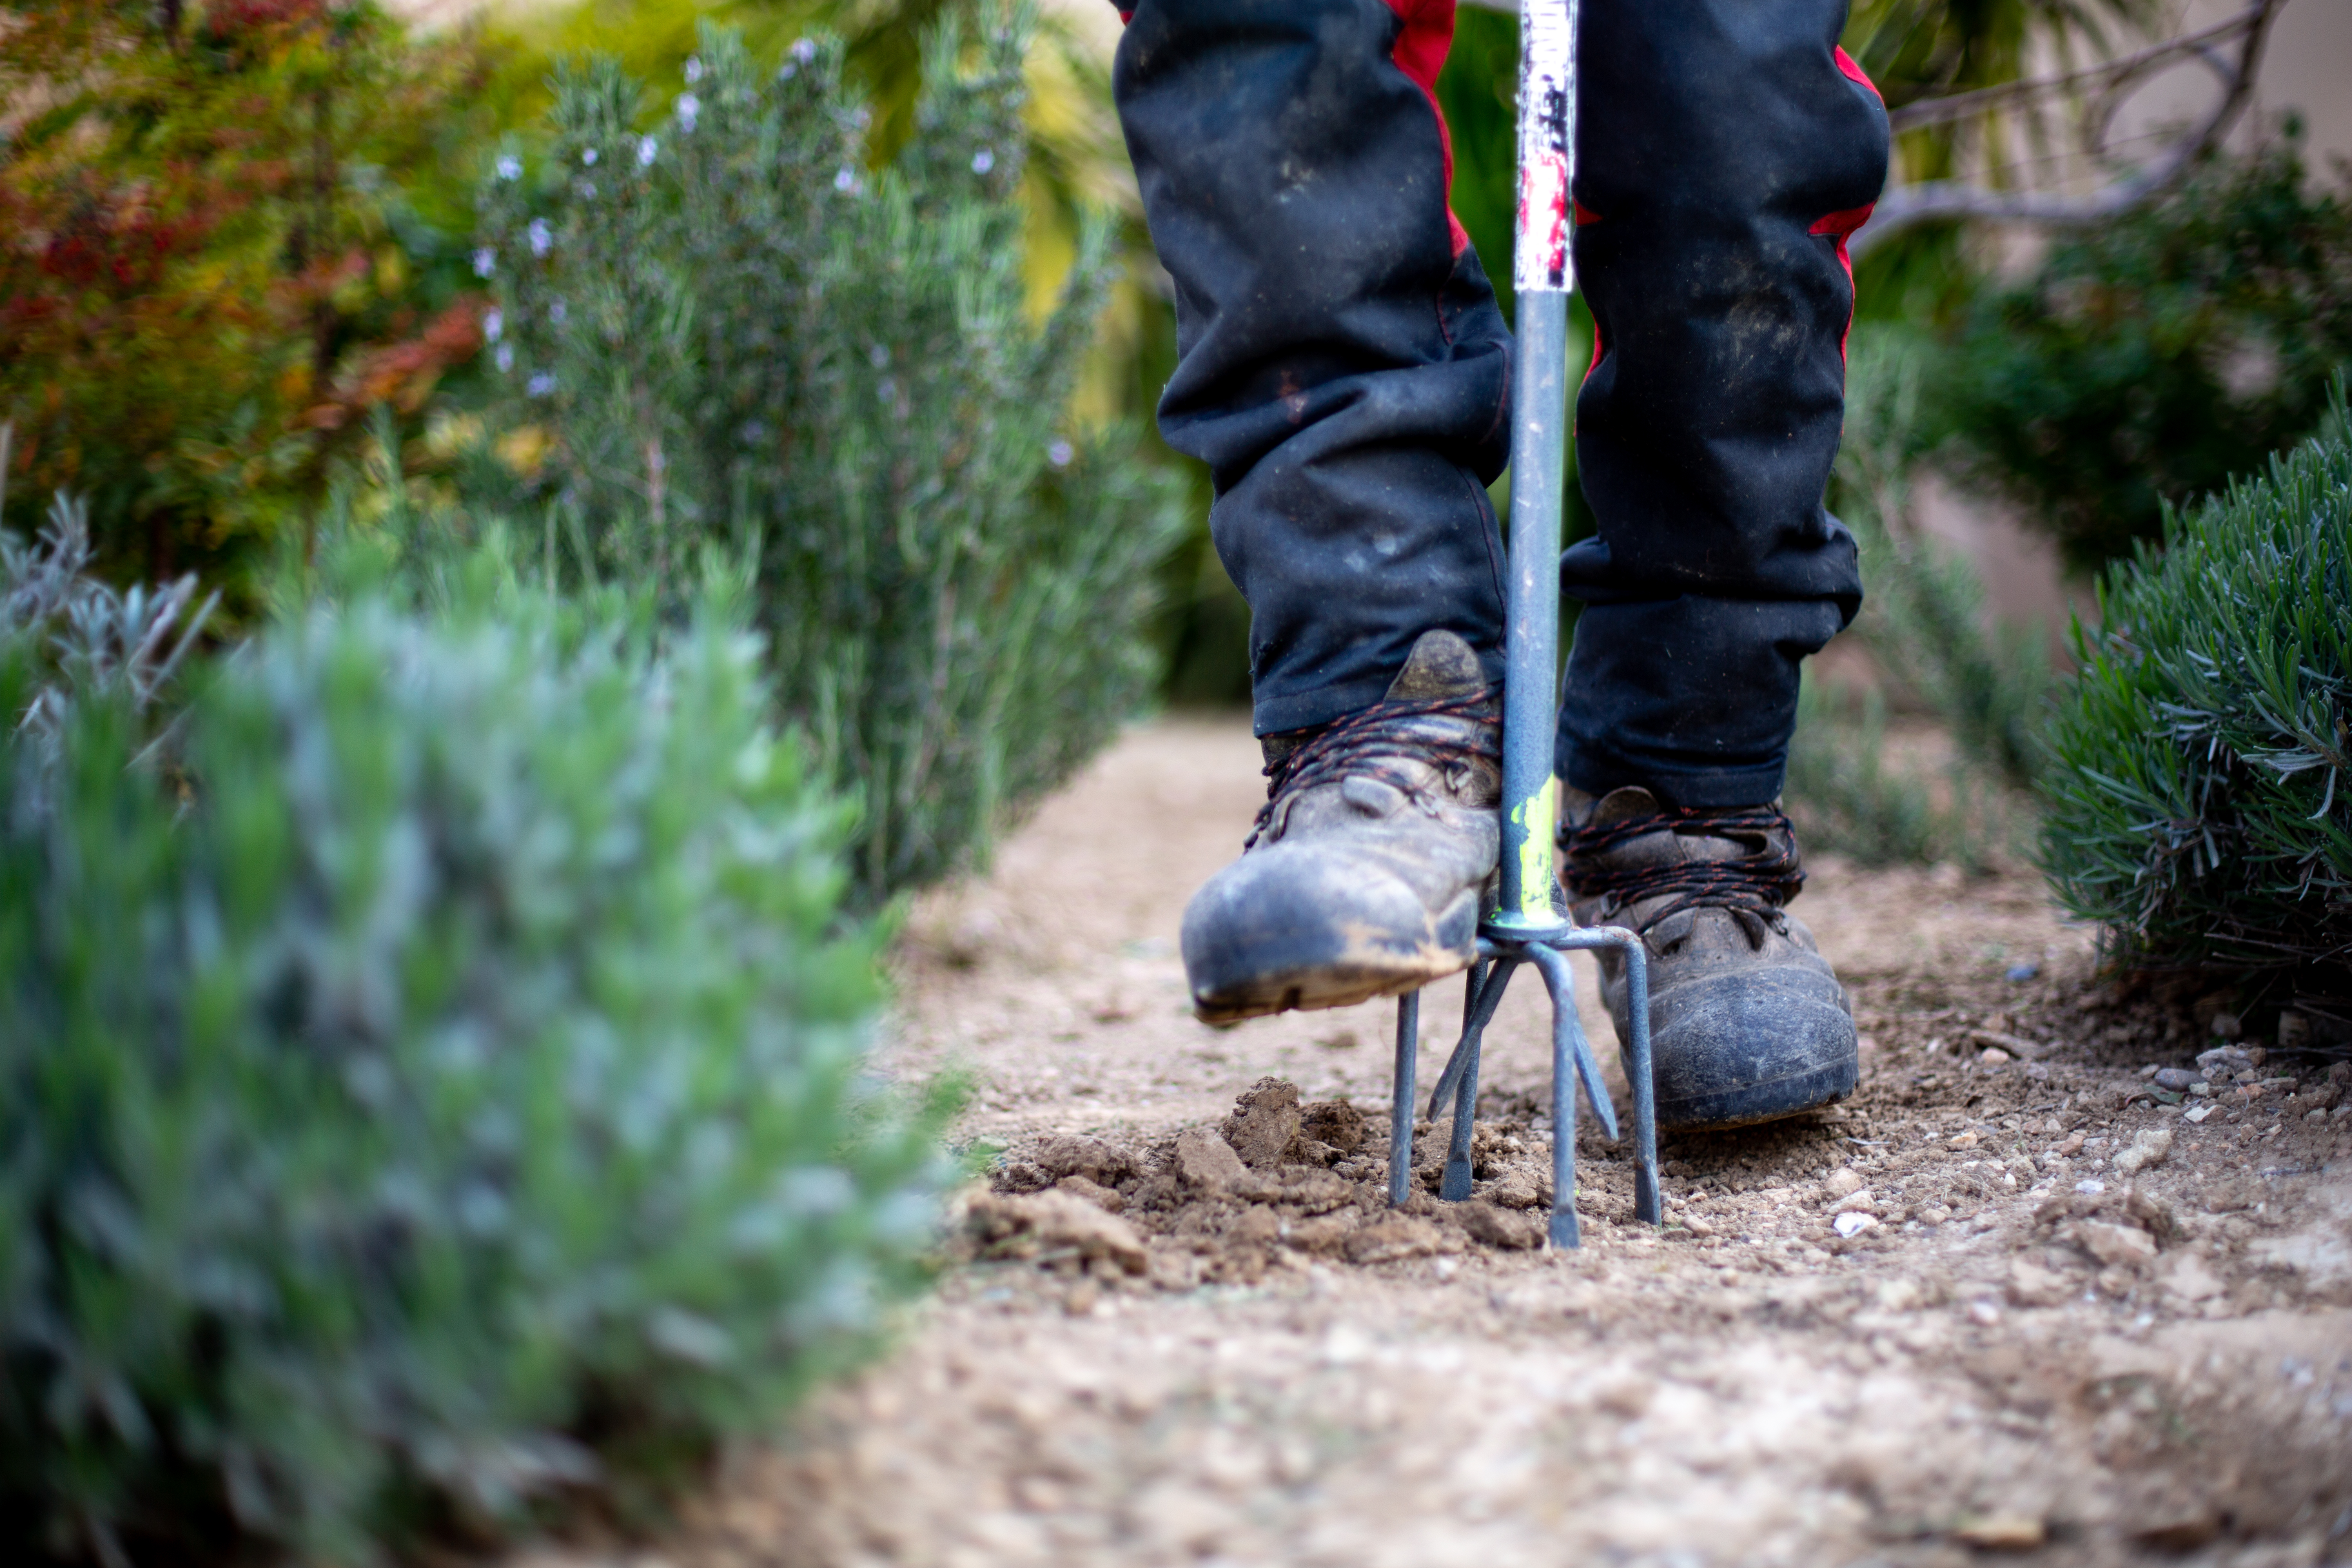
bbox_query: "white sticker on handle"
[1513,0,1577,296]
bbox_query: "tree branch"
[1884,4,2270,135]
[1849,0,2285,262]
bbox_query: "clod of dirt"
[1480,1168,1544,1209]
[1269,1166,1354,1214]
[1299,1097,1366,1155]
[1954,1514,2046,1551]
[2156,1251,2225,1303]
[2130,1512,2222,1552]
[1227,1205,1283,1247]
[1457,1199,1541,1251]
[965,1189,1148,1276]
[1034,1134,1136,1186]
[2007,1255,2070,1307]
[2074,1219,2158,1271]
[1221,1076,1302,1169]
[1344,1214,1462,1265]
[2113,1128,2174,1175]
[2201,1174,2258,1211]
[1056,1173,1126,1212]
[1171,1126,1268,1198]
[1825,1167,1866,1198]
[2123,1186,2176,1240]
[1592,1374,1657,1420]
[1281,1214,1361,1255]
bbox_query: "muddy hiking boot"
[1561,787,1857,1131]
[1182,630,1501,1024]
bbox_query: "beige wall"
[2125,0,2352,167]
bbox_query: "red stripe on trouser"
[1813,40,1883,363]
[1833,45,1881,99]
[1575,201,1603,381]
[1382,0,1468,257]
[1809,203,1874,363]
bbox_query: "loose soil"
[524,719,2352,1568]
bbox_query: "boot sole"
[1600,964,1859,1133]
[1191,945,1474,1026]
[1652,1055,1858,1132]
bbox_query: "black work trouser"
[1113,0,1889,807]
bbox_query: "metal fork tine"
[1438,1020,1482,1202]
[1526,943,1618,1143]
[1387,989,1420,1208]
[1560,986,1618,1144]
[1425,955,1517,1117]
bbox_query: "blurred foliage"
[2039,377,2350,1015]
[1843,0,2153,130]
[1835,333,2052,792]
[466,15,1185,903]
[0,0,1163,603]
[1788,330,2048,868]
[0,0,491,595]
[0,523,956,1564]
[1786,676,1949,866]
[1929,134,2352,572]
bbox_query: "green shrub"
[470,11,1186,903]
[0,540,953,1563]
[2039,380,2351,1012]
[1932,134,2352,573]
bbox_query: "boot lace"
[1561,805,1805,931]
[1247,690,1499,849]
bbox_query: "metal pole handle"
[1491,0,1580,933]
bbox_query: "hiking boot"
[1560,787,1856,1131]
[1181,630,1501,1024]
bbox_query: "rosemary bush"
[0,489,214,774]
[474,12,1186,903]
[2039,380,2352,1013]
[0,541,952,1563]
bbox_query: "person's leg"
[1114,0,1511,737]
[1555,0,1890,1129]
[1559,0,1887,803]
[1115,0,1516,1021]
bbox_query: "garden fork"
[1383,0,1664,1247]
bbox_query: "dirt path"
[547,719,2352,1568]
